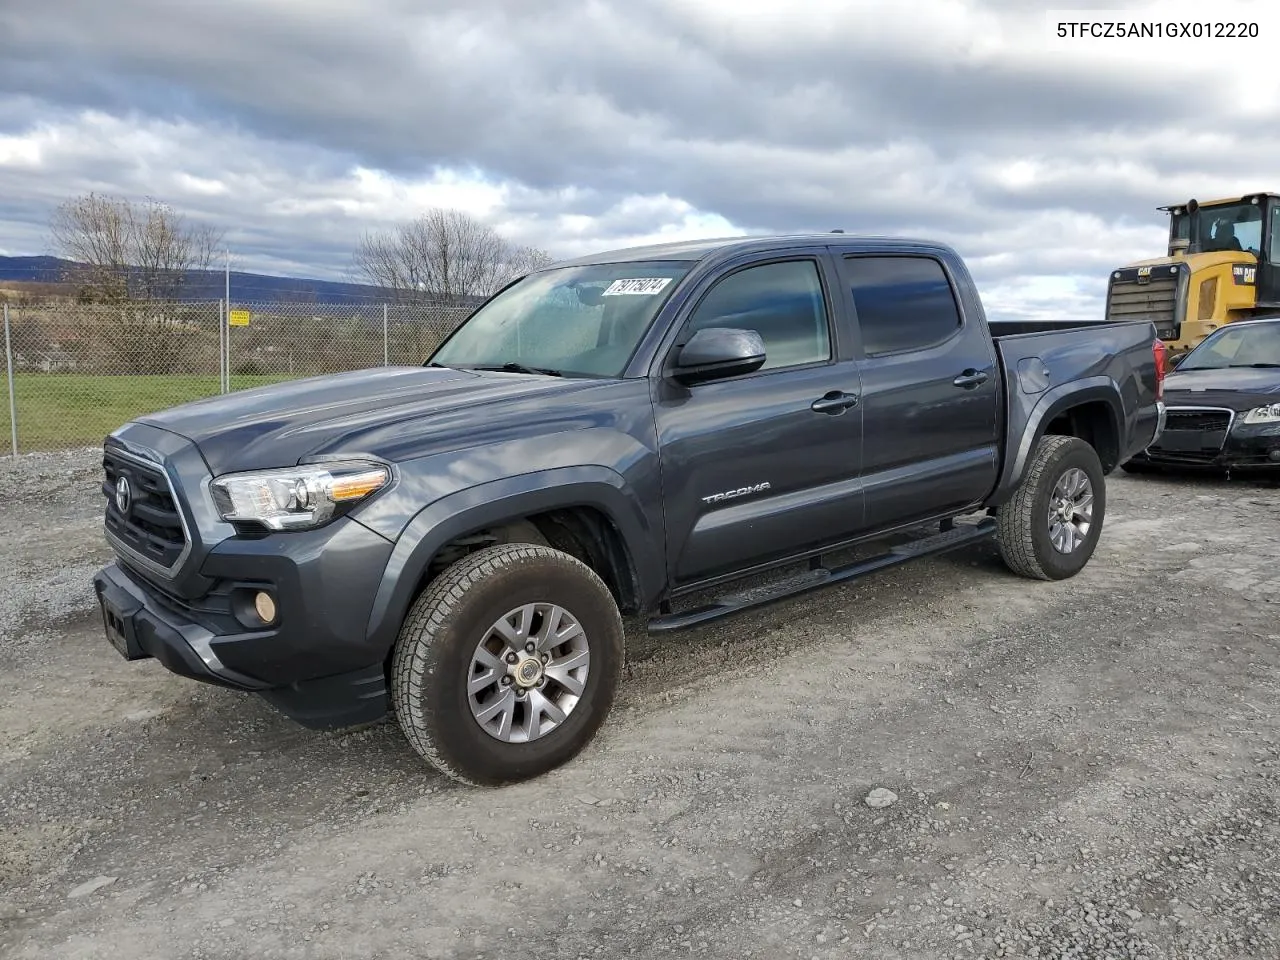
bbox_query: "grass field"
[0,373,290,452]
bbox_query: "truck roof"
[1158,192,1280,211]
[548,233,959,269]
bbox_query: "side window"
[684,260,831,371]
[1271,205,1280,265]
[844,256,963,356]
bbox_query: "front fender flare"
[362,465,662,656]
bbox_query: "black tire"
[995,434,1106,581]
[390,542,624,786]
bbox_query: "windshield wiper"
[1228,362,1280,368]
[471,361,563,377]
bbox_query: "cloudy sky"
[1,0,1277,321]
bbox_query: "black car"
[1125,316,1280,473]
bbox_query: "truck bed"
[986,316,1163,499]
[987,318,1134,338]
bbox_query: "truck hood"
[135,365,602,474]
[1164,366,1280,412]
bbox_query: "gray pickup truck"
[93,234,1167,785]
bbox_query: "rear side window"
[844,256,963,356]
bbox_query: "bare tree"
[505,243,555,278]
[354,208,554,305]
[48,192,224,373]
[50,192,223,303]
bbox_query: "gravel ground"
[1,449,1278,960]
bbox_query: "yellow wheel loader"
[1105,192,1280,356]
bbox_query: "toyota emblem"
[115,475,133,515]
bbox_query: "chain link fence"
[1,299,472,455]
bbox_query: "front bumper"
[93,512,398,730]
[1129,416,1280,471]
[94,424,405,729]
[94,561,269,690]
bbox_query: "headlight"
[1242,403,1280,425]
[210,461,390,531]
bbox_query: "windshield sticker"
[601,277,673,296]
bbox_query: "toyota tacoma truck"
[92,234,1168,786]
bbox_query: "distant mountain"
[0,255,67,281]
[0,255,485,306]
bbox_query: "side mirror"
[1168,351,1186,368]
[672,327,765,385]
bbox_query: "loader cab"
[1108,191,1280,354]
[1165,196,1262,255]
[1163,193,1280,307]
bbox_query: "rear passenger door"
[835,253,1001,534]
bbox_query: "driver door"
[652,254,865,587]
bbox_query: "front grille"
[1149,405,1234,458]
[1106,276,1177,337]
[102,449,189,573]
[1163,409,1232,432]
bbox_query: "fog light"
[254,591,277,624]
[1269,450,1280,463]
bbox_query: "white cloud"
[0,0,1277,327]
[0,130,41,168]
[0,110,747,282]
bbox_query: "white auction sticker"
[601,277,673,296]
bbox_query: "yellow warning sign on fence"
[228,308,251,327]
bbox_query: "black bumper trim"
[93,562,269,691]
[1132,451,1280,471]
[258,665,389,730]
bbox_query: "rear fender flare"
[363,466,661,656]
[990,377,1124,506]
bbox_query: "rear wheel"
[996,435,1106,581]
[391,542,624,786]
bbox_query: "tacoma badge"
[701,482,771,505]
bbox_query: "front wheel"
[391,542,624,786]
[996,434,1106,581]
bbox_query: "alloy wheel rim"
[1047,467,1093,554]
[466,602,591,743]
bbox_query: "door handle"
[953,369,989,389]
[811,391,860,414]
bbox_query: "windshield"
[1178,322,1280,370]
[428,261,693,377]
[1192,202,1264,256]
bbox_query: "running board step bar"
[646,517,997,633]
